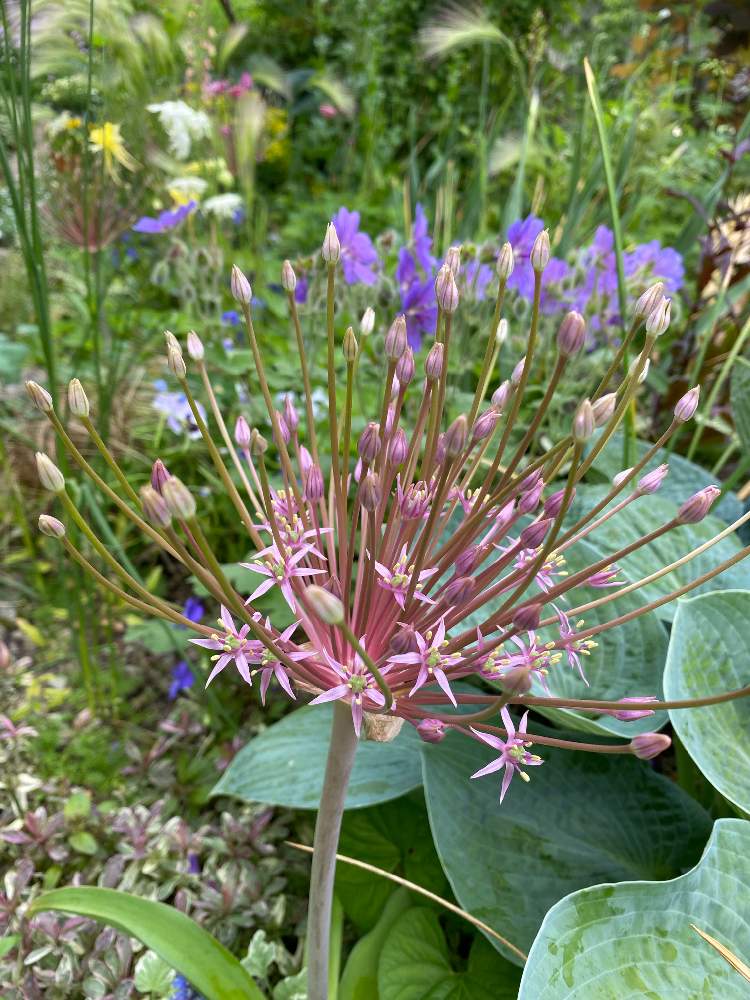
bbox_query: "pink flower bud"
[592,393,617,428]
[637,464,669,495]
[358,422,382,463]
[674,386,700,423]
[140,485,172,528]
[68,378,90,418]
[511,356,526,386]
[230,264,252,304]
[495,318,509,346]
[305,584,344,624]
[162,476,197,520]
[472,408,500,443]
[360,471,382,511]
[38,514,66,538]
[272,411,289,445]
[417,719,446,744]
[500,665,533,695]
[305,464,324,502]
[444,575,476,605]
[492,380,512,410]
[530,229,550,271]
[187,330,204,361]
[557,311,586,357]
[396,347,415,386]
[445,245,462,274]
[385,315,407,360]
[26,380,53,413]
[612,468,633,488]
[496,242,514,280]
[284,395,299,433]
[299,445,313,477]
[435,265,459,313]
[455,545,480,576]
[390,627,419,655]
[518,480,544,515]
[608,696,658,721]
[494,500,516,535]
[634,281,664,320]
[520,518,552,549]
[234,415,251,449]
[151,459,170,492]
[425,342,444,380]
[322,222,341,263]
[360,306,375,336]
[343,326,358,362]
[573,399,595,442]
[281,259,297,292]
[645,297,671,336]
[167,344,187,379]
[544,487,575,518]
[444,414,468,457]
[388,428,409,466]
[36,452,65,493]
[677,486,720,524]
[518,468,542,491]
[630,732,671,759]
[513,603,541,631]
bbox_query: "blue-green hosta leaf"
[518,818,750,998]
[422,730,711,965]
[568,486,750,621]
[212,704,422,810]
[664,590,750,812]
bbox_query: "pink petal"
[470,757,505,780]
[309,684,350,705]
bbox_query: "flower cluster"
[28,221,749,805]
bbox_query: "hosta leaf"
[518,818,750,998]
[422,730,711,964]
[663,590,750,812]
[28,887,263,1000]
[212,704,422,810]
[730,357,750,455]
[568,486,750,621]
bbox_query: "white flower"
[168,176,208,201]
[147,100,211,160]
[202,193,244,219]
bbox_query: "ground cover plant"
[2,1,750,998]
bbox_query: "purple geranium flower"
[294,275,309,304]
[331,207,379,286]
[183,597,205,623]
[506,215,570,310]
[152,380,206,439]
[397,247,438,350]
[133,201,196,234]
[168,661,195,700]
[413,203,437,273]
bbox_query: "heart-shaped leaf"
[663,590,750,812]
[212,704,422,810]
[422,729,711,964]
[518,818,750,998]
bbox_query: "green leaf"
[27,887,264,1000]
[377,908,521,999]
[212,704,422,810]
[0,935,19,960]
[664,590,750,812]
[243,929,276,980]
[133,950,174,994]
[64,790,92,820]
[568,486,750,621]
[339,888,412,1000]
[519,818,750,998]
[422,730,711,964]
[68,831,98,855]
[731,357,750,455]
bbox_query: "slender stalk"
[307,703,358,1000]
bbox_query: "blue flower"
[171,974,204,1000]
[168,661,195,700]
[133,201,197,235]
[397,247,437,350]
[221,309,241,326]
[294,275,309,304]
[331,207,379,286]
[182,597,205,623]
[152,381,206,438]
[505,215,570,309]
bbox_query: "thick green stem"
[307,702,358,1000]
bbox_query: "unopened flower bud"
[513,603,541,631]
[360,306,375,336]
[26,380,53,413]
[609,696,658,721]
[434,265,459,313]
[636,358,650,384]
[305,584,344,625]
[530,229,550,272]
[492,380,511,410]
[250,429,268,456]
[416,719,446,744]
[518,480,544,515]
[275,411,290,445]
[520,518,552,549]
[360,471,381,511]
[68,378,89,418]
[140,485,172,528]
[500,665,533,695]
[677,486,720,524]
[36,452,65,493]
[305,464,324,502]
[38,514,66,538]
[388,428,409,466]
[592,393,617,428]
[472,408,500,443]
[435,433,447,465]
[281,259,297,292]
[613,468,633,488]
[495,317,509,347]
[637,464,669,495]
[444,575,476,605]
[343,326,358,362]
[385,315,407,360]
[645,297,671,336]
[630,732,671,759]
[573,399,595,442]
[282,396,299,435]
[444,414,468,458]
[496,241,514,280]
[445,245,462,275]
[544,487,575,518]
[187,330,204,361]
[230,264,252,304]
[674,386,700,423]
[151,459,170,492]
[234,415,251,449]
[164,330,182,355]
[634,281,664,320]
[299,445,313,477]
[358,422,382,463]
[557,311,586,357]
[322,222,340,263]
[425,342,444,380]
[511,356,526,386]
[455,545,480,576]
[162,476,196,520]
[396,347,415,386]
[390,627,419,655]
[518,468,543,492]
[494,500,515,535]
[167,345,187,379]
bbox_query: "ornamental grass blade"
[691,924,750,983]
[28,887,264,1000]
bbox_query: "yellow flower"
[65,116,82,129]
[89,122,139,178]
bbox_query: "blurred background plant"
[1,0,750,994]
